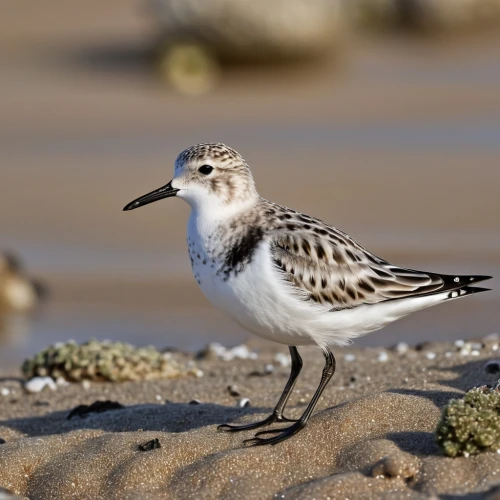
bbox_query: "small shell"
[24,377,57,393]
[377,351,389,362]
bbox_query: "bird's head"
[123,143,258,215]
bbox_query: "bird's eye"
[198,165,214,175]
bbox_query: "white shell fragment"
[377,351,389,362]
[264,364,274,374]
[24,377,57,393]
[394,342,409,354]
[237,398,251,408]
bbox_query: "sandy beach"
[1,336,500,499]
[1,1,499,497]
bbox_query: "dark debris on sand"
[67,400,124,420]
[138,438,162,452]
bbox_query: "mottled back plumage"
[259,201,486,309]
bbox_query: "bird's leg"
[270,346,303,422]
[218,346,303,432]
[244,346,336,446]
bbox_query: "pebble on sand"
[138,438,161,452]
[377,351,389,362]
[227,385,241,397]
[394,342,409,354]
[24,377,57,393]
[485,360,500,374]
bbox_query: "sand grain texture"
[1,341,500,499]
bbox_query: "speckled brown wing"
[269,222,447,310]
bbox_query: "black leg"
[244,346,336,446]
[218,346,303,432]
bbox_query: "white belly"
[189,237,315,345]
[189,234,446,348]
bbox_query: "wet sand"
[1,337,500,498]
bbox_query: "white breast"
[187,217,317,345]
[187,217,444,348]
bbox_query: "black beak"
[123,181,179,211]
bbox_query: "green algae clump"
[22,339,198,382]
[436,383,500,457]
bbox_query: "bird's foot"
[243,420,306,446]
[218,412,296,433]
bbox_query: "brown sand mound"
[0,392,439,499]
[0,392,499,499]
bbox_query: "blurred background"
[1,0,499,370]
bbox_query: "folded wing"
[270,226,488,310]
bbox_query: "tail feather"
[402,274,492,301]
[429,273,492,293]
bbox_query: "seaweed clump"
[436,382,500,457]
[22,339,198,382]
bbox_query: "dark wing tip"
[469,275,492,282]
[461,275,492,286]
[434,273,493,290]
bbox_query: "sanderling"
[124,143,492,446]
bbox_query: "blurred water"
[2,120,500,156]
[0,4,499,371]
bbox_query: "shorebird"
[124,143,492,446]
[0,252,46,314]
